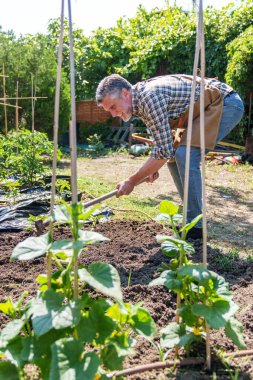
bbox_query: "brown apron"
[169,75,223,151]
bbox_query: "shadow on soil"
[113,239,253,291]
[130,192,180,208]
[208,183,253,213]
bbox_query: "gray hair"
[96,74,132,104]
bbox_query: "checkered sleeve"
[141,91,175,159]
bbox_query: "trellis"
[0,66,47,134]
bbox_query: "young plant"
[150,200,245,356]
[0,129,61,188]
[0,201,157,379]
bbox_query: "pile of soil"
[0,220,253,379]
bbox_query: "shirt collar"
[131,84,140,116]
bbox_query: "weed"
[246,254,253,263]
[213,248,239,270]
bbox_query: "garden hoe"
[35,176,150,234]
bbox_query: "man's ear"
[121,88,129,99]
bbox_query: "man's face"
[101,88,133,122]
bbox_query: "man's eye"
[110,105,116,110]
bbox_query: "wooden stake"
[16,81,19,131]
[248,92,252,134]
[198,0,211,370]
[68,0,79,300]
[31,75,35,132]
[48,0,65,290]
[2,65,8,135]
[0,96,47,100]
[0,102,21,109]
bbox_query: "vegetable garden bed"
[0,219,253,379]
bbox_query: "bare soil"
[0,154,253,379]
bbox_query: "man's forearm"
[128,156,168,185]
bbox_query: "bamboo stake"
[0,102,22,109]
[175,0,201,358]
[48,0,65,290]
[182,12,200,229]
[0,96,47,100]
[2,65,8,135]
[31,75,35,132]
[16,81,19,130]
[248,92,252,134]
[68,0,79,300]
[198,0,211,370]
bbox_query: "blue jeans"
[167,91,244,226]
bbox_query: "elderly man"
[96,74,244,239]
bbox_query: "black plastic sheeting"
[0,188,51,231]
[0,183,114,232]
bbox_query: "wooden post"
[2,65,8,135]
[31,75,35,132]
[248,92,252,135]
[15,81,19,131]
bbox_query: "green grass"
[78,176,160,220]
[212,247,240,271]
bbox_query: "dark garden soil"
[0,219,253,379]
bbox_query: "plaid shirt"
[132,75,233,159]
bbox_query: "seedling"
[150,200,245,356]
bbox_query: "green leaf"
[1,338,24,367]
[155,214,170,223]
[53,204,72,224]
[11,233,50,260]
[0,361,19,380]
[0,320,24,349]
[100,344,125,371]
[131,307,157,339]
[211,272,232,300]
[149,271,182,292]
[31,291,81,336]
[0,298,15,317]
[178,265,212,282]
[225,318,246,349]
[109,333,135,357]
[160,322,182,349]
[180,214,203,233]
[160,240,180,258]
[172,213,183,225]
[178,305,199,326]
[50,338,100,380]
[78,230,110,245]
[76,314,97,343]
[78,262,122,300]
[50,239,83,257]
[179,332,201,348]
[191,300,237,329]
[156,235,195,255]
[159,200,178,216]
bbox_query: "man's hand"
[116,179,135,198]
[146,171,159,183]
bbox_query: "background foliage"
[0,0,252,141]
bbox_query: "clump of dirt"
[0,220,252,379]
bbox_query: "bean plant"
[0,201,157,379]
[150,200,245,356]
[0,129,60,188]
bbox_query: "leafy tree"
[225,25,253,97]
